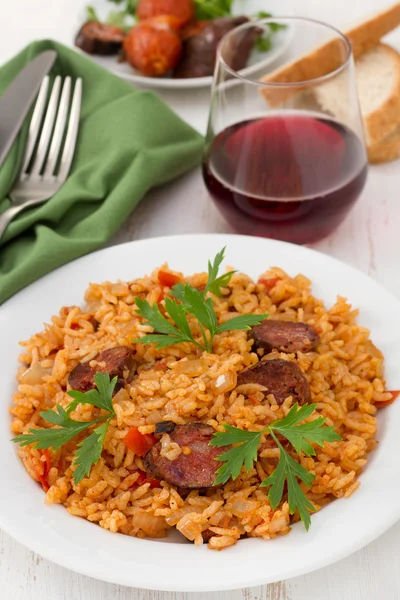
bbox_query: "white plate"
[75,0,294,89]
[1,233,400,592]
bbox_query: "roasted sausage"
[144,423,223,488]
[173,16,259,79]
[236,359,311,405]
[251,320,320,354]
[180,20,209,41]
[123,22,182,76]
[75,21,125,55]
[155,421,177,434]
[68,346,135,393]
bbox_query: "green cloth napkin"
[0,40,204,305]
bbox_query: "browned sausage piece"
[173,16,259,79]
[144,423,223,489]
[236,359,311,405]
[75,21,125,55]
[251,320,320,354]
[68,346,135,393]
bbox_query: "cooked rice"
[10,265,391,550]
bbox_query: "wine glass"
[202,17,368,245]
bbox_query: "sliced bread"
[314,44,400,146]
[260,3,400,106]
[368,124,400,163]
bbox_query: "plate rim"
[1,233,400,591]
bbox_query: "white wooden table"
[2,0,400,598]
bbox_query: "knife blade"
[0,50,57,169]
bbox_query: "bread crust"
[259,3,400,107]
[368,126,400,163]
[363,44,400,144]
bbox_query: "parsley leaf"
[270,403,340,456]
[193,0,233,19]
[253,12,287,53]
[255,12,287,31]
[67,373,117,414]
[134,249,268,354]
[73,420,110,483]
[204,247,236,297]
[210,425,263,484]
[12,373,117,485]
[12,413,99,451]
[255,35,272,53]
[216,313,269,334]
[86,5,100,21]
[261,433,317,530]
[210,403,342,530]
[132,297,200,350]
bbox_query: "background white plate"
[75,0,294,89]
[1,234,400,592]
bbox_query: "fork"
[0,75,82,243]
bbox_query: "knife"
[0,50,57,169]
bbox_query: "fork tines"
[20,76,82,182]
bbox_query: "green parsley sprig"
[133,248,268,353]
[85,0,137,31]
[210,403,342,530]
[84,1,284,45]
[12,373,117,486]
[193,0,233,19]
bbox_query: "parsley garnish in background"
[133,248,268,353]
[86,0,138,30]
[210,403,342,530]
[254,11,287,52]
[193,0,233,19]
[85,1,285,46]
[12,373,117,485]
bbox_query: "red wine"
[202,114,368,244]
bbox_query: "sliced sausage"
[155,421,177,434]
[236,359,311,406]
[173,16,258,79]
[75,21,125,55]
[68,346,135,393]
[144,423,223,489]
[251,320,320,354]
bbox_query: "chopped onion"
[146,411,163,425]
[173,359,207,377]
[132,510,168,537]
[20,363,51,385]
[212,371,237,393]
[166,506,202,526]
[229,499,259,518]
[160,434,182,461]
[176,513,202,541]
[236,383,268,395]
[111,283,129,296]
[269,515,288,533]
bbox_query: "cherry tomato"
[36,449,51,492]
[258,277,281,290]
[135,471,161,488]
[123,24,182,77]
[158,270,181,287]
[375,390,400,408]
[124,427,157,456]
[141,15,182,31]
[137,0,195,28]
